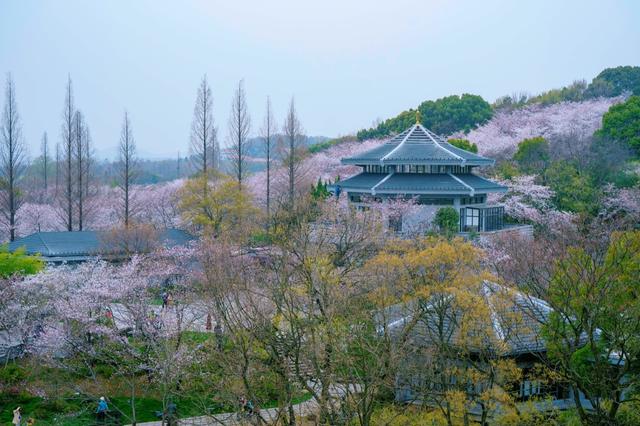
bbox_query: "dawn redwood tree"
[41,132,49,192]
[281,98,305,209]
[0,74,26,241]
[228,79,251,187]
[260,96,276,223]
[60,76,75,231]
[118,111,138,227]
[54,142,61,194]
[190,75,217,180]
[74,110,90,230]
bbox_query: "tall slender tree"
[190,75,217,179]
[118,111,138,227]
[0,74,26,241]
[41,132,49,192]
[55,142,61,195]
[282,97,305,208]
[74,110,87,230]
[83,127,93,200]
[177,150,181,179]
[227,79,251,187]
[60,76,75,231]
[259,97,276,222]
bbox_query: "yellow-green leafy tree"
[178,175,260,241]
[365,237,526,425]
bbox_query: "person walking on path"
[161,292,169,309]
[96,396,109,423]
[12,407,21,425]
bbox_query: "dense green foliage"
[589,65,640,97]
[308,135,357,153]
[542,231,640,425]
[513,137,550,173]
[357,94,492,140]
[543,161,598,214]
[597,96,640,154]
[418,94,493,135]
[528,80,590,105]
[310,178,331,200]
[434,207,459,235]
[447,138,478,153]
[0,246,43,278]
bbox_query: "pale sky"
[1,0,639,159]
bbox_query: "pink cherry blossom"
[455,97,625,157]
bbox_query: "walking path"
[127,383,361,425]
[128,398,317,426]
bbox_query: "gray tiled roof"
[380,281,551,356]
[335,173,387,190]
[8,229,195,261]
[343,124,494,166]
[377,174,467,193]
[336,173,507,195]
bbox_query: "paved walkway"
[127,383,361,425]
[128,398,318,425]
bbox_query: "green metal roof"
[342,124,494,166]
[8,229,195,262]
[335,172,507,196]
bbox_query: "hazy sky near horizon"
[1,0,639,159]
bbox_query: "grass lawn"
[0,393,225,425]
[0,392,313,425]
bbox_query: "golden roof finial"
[415,110,422,125]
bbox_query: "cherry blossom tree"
[455,97,625,157]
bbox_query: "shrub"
[543,161,599,214]
[597,96,640,155]
[588,66,640,97]
[0,364,27,386]
[513,137,550,173]
[0,246,44,278]
[434,207,459,235]
[447,138,478,153]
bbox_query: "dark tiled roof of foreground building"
[8,229,195,263]
[378,281,552,356]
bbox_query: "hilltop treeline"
[354,65,640,141]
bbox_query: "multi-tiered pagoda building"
[335,122,507,233]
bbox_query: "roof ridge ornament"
[415,110,421,125]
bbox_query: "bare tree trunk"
[0,74,26,241]
[61,76,75,231]
[55,142,61,195]
[228,79,251,188]
[74,111,85,231]
[190,75,217,185]
[260,97,275,226]
[41,132,49,192]
[282,98,304,209]
[176,151,181,179]
[118,111,138,228]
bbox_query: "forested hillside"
[353,65,640,142]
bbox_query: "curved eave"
[333,183,508,196]
[341,158,495,167]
